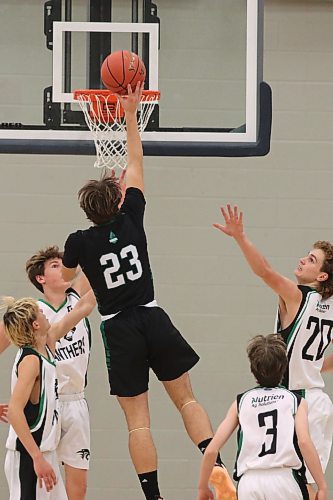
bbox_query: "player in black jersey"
[214,204,333,500]
[62,83,236,500]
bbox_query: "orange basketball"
[101,50,146,95]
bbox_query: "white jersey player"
[198,335,327,500]
[26,247,92,500]
[214,204,333,500]
[2,293,95,500]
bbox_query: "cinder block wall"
[1,1,333,498]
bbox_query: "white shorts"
[57,393,90,470]
[305,388,333,483]
[237,468,307,499]
[5,449,67,500]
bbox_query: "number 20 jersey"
[276,285,333,390]
[63,188,154,316]
[234,386,303,479]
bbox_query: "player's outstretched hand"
[213,204,244,239]
[198,486,214,500]
[116,81,144,115]
[0,403,8,423]
[33,454,57,492]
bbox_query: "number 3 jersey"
[276,285,333,390]
[234,386,304,479]
[38,289,91,395]
[63,188,154,316]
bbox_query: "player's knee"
[66,480,87,500]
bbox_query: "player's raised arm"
[47,290,96,350]
[214,204,301,307]
[117,82,144,192]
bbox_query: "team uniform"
[234,386,308,500]
[63,187,199,397]
[39,289,91,470]
[276,285,333,482]
[5,346,67,500]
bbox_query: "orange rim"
[74,89,160,122]
[74,89,160,103]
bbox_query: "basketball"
[101,50,146,95]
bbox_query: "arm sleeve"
[62,232,82,269]
[120,187,146,226]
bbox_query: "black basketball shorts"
[100,306,200,397]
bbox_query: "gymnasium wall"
[0,0,333,498]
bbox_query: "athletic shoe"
[209,465,237,500]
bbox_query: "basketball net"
[74,90,160,171]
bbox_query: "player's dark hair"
[313,241,333,300]
[78,175,122,225]
[247,334,287,388]
[26,246,63,293]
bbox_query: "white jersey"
[276,285,333,390]
[234,386,304,479]
[6,346,60,452]
[39,288,91,395]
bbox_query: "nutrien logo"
[316,301,330,313]
[251,394,284,408]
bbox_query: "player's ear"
[35,274,45,285]
[317,272,328,282]
[32,319,39,331]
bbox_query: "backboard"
[0,0,271,157]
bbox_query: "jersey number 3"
[100,244,143,289]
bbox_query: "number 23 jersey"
[234,386,303,479]
[276,285,333,390]
[63,188,154,316]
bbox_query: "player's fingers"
[213,223,225,231]
[227,203,233,219]
[220,207,228,222]
[51,470,57,485]
[119,168,126,182]
[234,205,239,219]
[239,211,243,224]
[38,476,43,489]
[127,84,133,96]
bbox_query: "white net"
[74,90,160,170]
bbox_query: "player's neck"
[42,287,67,309]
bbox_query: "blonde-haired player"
[2,291,95,500]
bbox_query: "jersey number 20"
[100,244,143,289]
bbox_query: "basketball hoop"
[74,89,160,170]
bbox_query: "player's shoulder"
[297,284,318,297]
[122,187,145,206]
[66,287,80,301]
[15,347,41,372]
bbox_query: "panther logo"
[76,449,90,460]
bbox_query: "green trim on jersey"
[28,346,56,367]
[38,297,67,313]
[285,290,317,346]
[100,322,110,370]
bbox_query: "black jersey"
[63,188,154,315]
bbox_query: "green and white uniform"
[235,386,307,499]
[39,288,91,469]
[276,285,333,482]
[5,346,67,499]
